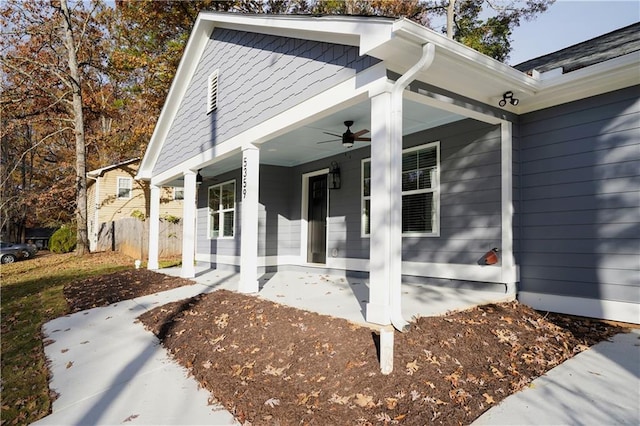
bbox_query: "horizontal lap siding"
[518,86,640,303]
[154,28,379,175]
[403,120,502,264]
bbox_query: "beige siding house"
[87,158,183,252]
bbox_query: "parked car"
[0,241,37,261]
[10,242,38,259]
[0,242,25,264]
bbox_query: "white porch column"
[501,121,517,294]
[147,184,160,270]
[366,91,394,325]
[239,144,260,293]
[181,170,197,278]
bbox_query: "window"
[362,141,439,236]
[207,69,219,113]
[174,187,184,200]
[117,177,132,199]
[208,181,235,238]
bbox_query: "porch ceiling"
[187,99,463,184]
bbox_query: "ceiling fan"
[317,120,371,148]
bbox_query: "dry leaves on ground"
[139,289,625,425]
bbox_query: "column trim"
[181,171,197,278]
[147,184,160,270]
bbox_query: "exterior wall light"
[328,161,341,189]
[499,91,519,107]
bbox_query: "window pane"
[118,178,131,198]
[363,161,371,197]
[402,171,419,191]
[174,187,184,200]
[363,199,370,235]
[418,168,434,189]
[211,212,219,238]
[223,211,234,237]
[402,192,433,233]
[418,148,437,169]
[402,151,417,172]
[221,183,234,209]
[209,187,220,211]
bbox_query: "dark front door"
[307,174,327,264]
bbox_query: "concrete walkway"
[34,268,639,425]
[472,328,640,425]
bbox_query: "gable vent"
[207,69,219,113]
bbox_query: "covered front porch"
[159,267,513,326]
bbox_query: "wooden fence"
[96,217,182,259]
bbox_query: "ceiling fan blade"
[317,139,339,144]
[354,137,371,142]
[322,132,342,138]
[353,129,370,138]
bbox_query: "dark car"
[0,242,25,264]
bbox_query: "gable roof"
[138,13,639,182]
[514,22,640,74]
[87,158,140,178]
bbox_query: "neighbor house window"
[207,69,219,114]
[362,141,440,236]
[117,177,132,199]
[208,180,235,238]
[174,187,184,200]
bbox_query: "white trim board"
[194,253,509,284]
[518,291,640,325]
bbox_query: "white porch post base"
[147,184,160,270]
[366,303,391,326]
[239,145,260,293]
[366,91,394,324]
[181,171,197,279]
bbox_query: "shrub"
[49,226,76,253]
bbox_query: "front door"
[307,174,327,264]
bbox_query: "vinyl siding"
[154,28,380,175]
[517,86,640,303]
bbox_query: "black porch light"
[499,91,519,107]
[196,169,203,185]
[328,161,341,189]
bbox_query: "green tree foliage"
[49,225,77,253]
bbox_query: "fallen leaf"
[329,394,351,405]
[264,398,280,407]
[122,414,139,423]
[483,393,495,404]
[66,361,73,369]
[202,360,212,369]
[385,397,398,409]
[354,393,375,408]
[406,359,419,375]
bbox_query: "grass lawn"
[0,251,134,425]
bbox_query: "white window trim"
[208,180,235,239]
[362,141,440,238]
[207,69,219,114]
[117,177,132,199]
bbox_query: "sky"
[507,0,640,65]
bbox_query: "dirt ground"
[63,269,627,425]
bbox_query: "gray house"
[138,14,639,326]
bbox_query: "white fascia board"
[151,64,387,186]
[517,52,640,113]
[199,12,395,53]
[390,19,539,94]
[137,16,215,181]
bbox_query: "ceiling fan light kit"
[317,120,371,149]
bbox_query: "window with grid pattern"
[208,181,235,238]
[362,141,439,236]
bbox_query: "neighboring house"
[87,158,183,252]
[137,14,639,326]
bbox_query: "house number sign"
[242,157,248,199]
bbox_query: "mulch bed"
[138,289,627,425]
[64,269,195,312]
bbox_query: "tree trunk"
[446,0,456,39]
[60,0,89,256]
